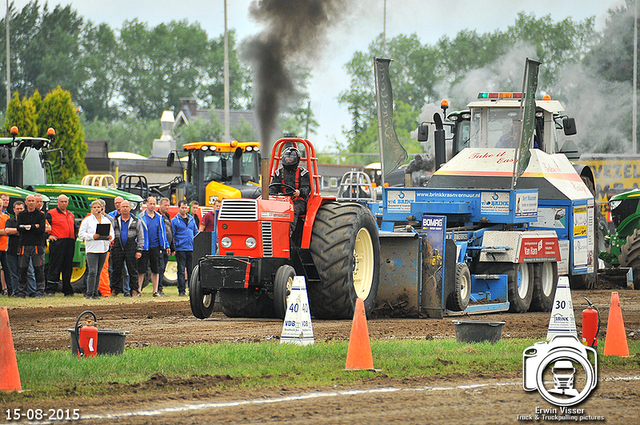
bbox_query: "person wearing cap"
[269,147,310,238]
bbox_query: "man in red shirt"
[199,198,221,253]
[45,194,76,296]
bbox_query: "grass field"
[2,339,638,402]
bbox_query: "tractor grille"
[68,194,91,213]
[218,199,258,220]
[261,221,273,257]
[611,198,639,228]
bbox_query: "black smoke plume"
[242,0,348,156]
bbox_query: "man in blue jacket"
[171,200,198,296]
[138,197,170,297]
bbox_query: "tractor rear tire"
[530,262,558,312]
[274,265,296,319]
[447,263,471,311]
[620,228,640,290]
[189,265,214,319]
[219,289,275,318]
[308,202,380,319]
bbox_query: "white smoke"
[415,40,633,154]
[555,64,632,153]
[437,43,538,110]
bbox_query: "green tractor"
[599,188,640,289]
[0,127,143,292]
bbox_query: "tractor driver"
[269,147,310,238]
[496,119,520,148]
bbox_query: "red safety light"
[10,126,18,136]
[542,94,551,101]
[440,99,449,108]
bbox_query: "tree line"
[0,1,251,121]
[4,88,86,183]
[336,1,640,159]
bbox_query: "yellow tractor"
[167,140,262,206]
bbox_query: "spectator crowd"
[0,193,220,299]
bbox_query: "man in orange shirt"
[0,193,12,296]
[45,194,76,296]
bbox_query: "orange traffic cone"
[0,308,22,391]
[345,298,375,371]
[604,292,629,357]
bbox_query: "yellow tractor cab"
[177,141,262,206]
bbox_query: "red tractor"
[189,138,381,320]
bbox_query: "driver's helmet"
[281,147,300,170]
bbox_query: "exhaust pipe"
[261,158,269,200]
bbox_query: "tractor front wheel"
[189,265,214,319]
[308,202,380,319]
[274,265,296,319]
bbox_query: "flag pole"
[510,61,529,190]
[374,57,386,188]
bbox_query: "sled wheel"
[530,262,558,311]
[447,263,471,311]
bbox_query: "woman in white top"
[79,201,114,299]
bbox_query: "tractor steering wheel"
[268,182,297,196]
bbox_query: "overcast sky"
[21,0,625,150]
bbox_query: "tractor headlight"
[610,200,622,210]
[245,237,257,249]
[130,201,138,211]
[221,237,232,248]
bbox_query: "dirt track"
[3,288,640,424]
[6,289,640,352]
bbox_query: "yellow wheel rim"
[353,227,374,299]
[164,261,178,281]
[70,263,86,283]
[285,275,294,306]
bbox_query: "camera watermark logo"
[523,335,597,406]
